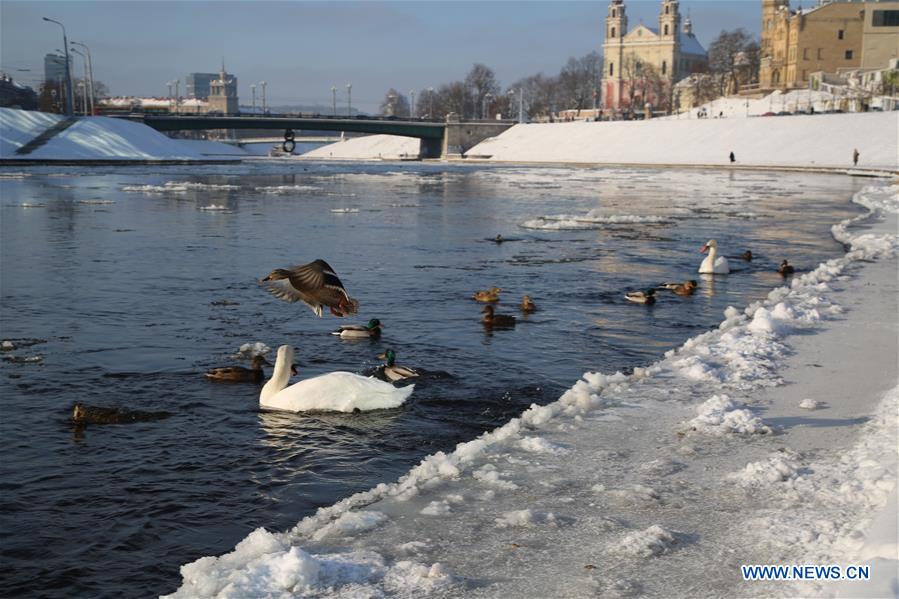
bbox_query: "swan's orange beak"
[699,245,709,253]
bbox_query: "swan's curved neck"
[260,352,291,402]
[706,244,717,263]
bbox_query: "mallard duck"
[261,259,359,317]
[778,260,795,276]
[482,304,516,327]
[72,403,170,425]
[699,240,730,274]
[521,295,537,313]
[332,318,382,339]
[494,234,505,244]
[376,349,419,382]
[669,280,698,296]
[472,286,502,302]
[205,355,275,383]
[739,250,753,261]
[260,345,413,413]
[625,289,656,304]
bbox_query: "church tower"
[602,0,628,110]
[658,0,680,40]
[208,59,239,115]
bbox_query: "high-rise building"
[207,62,239,115]
[44,53,68,84]
[601,0,708,112]
[186,73,218,99]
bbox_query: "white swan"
[260,345,414,413]
[698,239,730,274]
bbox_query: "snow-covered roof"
[678,31,707,56]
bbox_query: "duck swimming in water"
[472,286,502,302]
[376,349,419,382]
[778,260,795,276]
[625,289,656,305]
[205,355,274,383]
[698,240,730,274]
[739,250,753,261]
[658,280,698,296]
[332,318,382,340]
[261,259,359,317]
[71,404,170,425]
[521,295,537,313]
[260,345,413,413]
[482,304,516,327]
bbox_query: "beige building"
[208,62,239,115]
[601,0,708,111]
[760,0,899,90]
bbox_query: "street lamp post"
[69,47,88,115]
[331,86,337,116]
[428,87,434,118]
[43,17,74,116]
[482,92,492,120]
[260,81,267,114]
[410,90,415,118]
[71,41,94,114]
[346,83,352,116]
[251,84,256,114]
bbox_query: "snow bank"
[302,134,421,160]
[0,108,244,161]
[167,183,898,598]
[467,111,898,170]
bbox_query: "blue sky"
[1,1,761,111]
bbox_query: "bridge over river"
[116,113,515,159]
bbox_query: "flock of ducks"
[624,239,797,306]
[201,238,799,411]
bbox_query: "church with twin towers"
[601,0,708,112]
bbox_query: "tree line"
[380,28,760,119]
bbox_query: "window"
[665,5,669,14]
[845,50,854,59]
[872,10,899,26]
[611,8,616,17]
[802,48,808,60]
[664,24,669,35]
[611,26,616,38]
[610,62,614,77]
[838,29,844,39]
[817,48,823,59]
[662,60,667,75]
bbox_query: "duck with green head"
[377,349,419,382]
[332,318,383,339]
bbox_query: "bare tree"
[506,73,559,120]
[379,88,410,117]
[708,28,758,95]
[464,64,500,119]
[557,51,602,113]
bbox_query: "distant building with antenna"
[207,61,238,115]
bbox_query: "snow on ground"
[0,108,245,161]
[301,134,421,160]
[467,111,898,170]
[166,183,898,598]
[665,89,852,120]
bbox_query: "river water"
[0,161,864,597]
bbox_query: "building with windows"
[207,62,238,115]
[185,73,217,99]
[43,53,68,84]
[760,0,899,90]
[601,0,708,112]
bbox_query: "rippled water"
[0,162,863,597]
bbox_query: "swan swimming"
[698,239,730,274]
[260,345,414,413]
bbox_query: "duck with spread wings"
[261,259,359,317]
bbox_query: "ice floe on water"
[520,210,672,230]
[799,398,822,410]
[253,184,322,194]
[121,181,240,193]
[232,342,271,359]
[167,184,898,598]
[199,204,229,212]
[329,208,359,213]
[77,199,115,205]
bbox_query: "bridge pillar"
[420,137,443,159]
[440,113,516,159]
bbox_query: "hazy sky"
[1,1,761,111]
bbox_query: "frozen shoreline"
[166,181,898,597]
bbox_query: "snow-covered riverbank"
[166,182,898,598]
[0,108,245,162]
